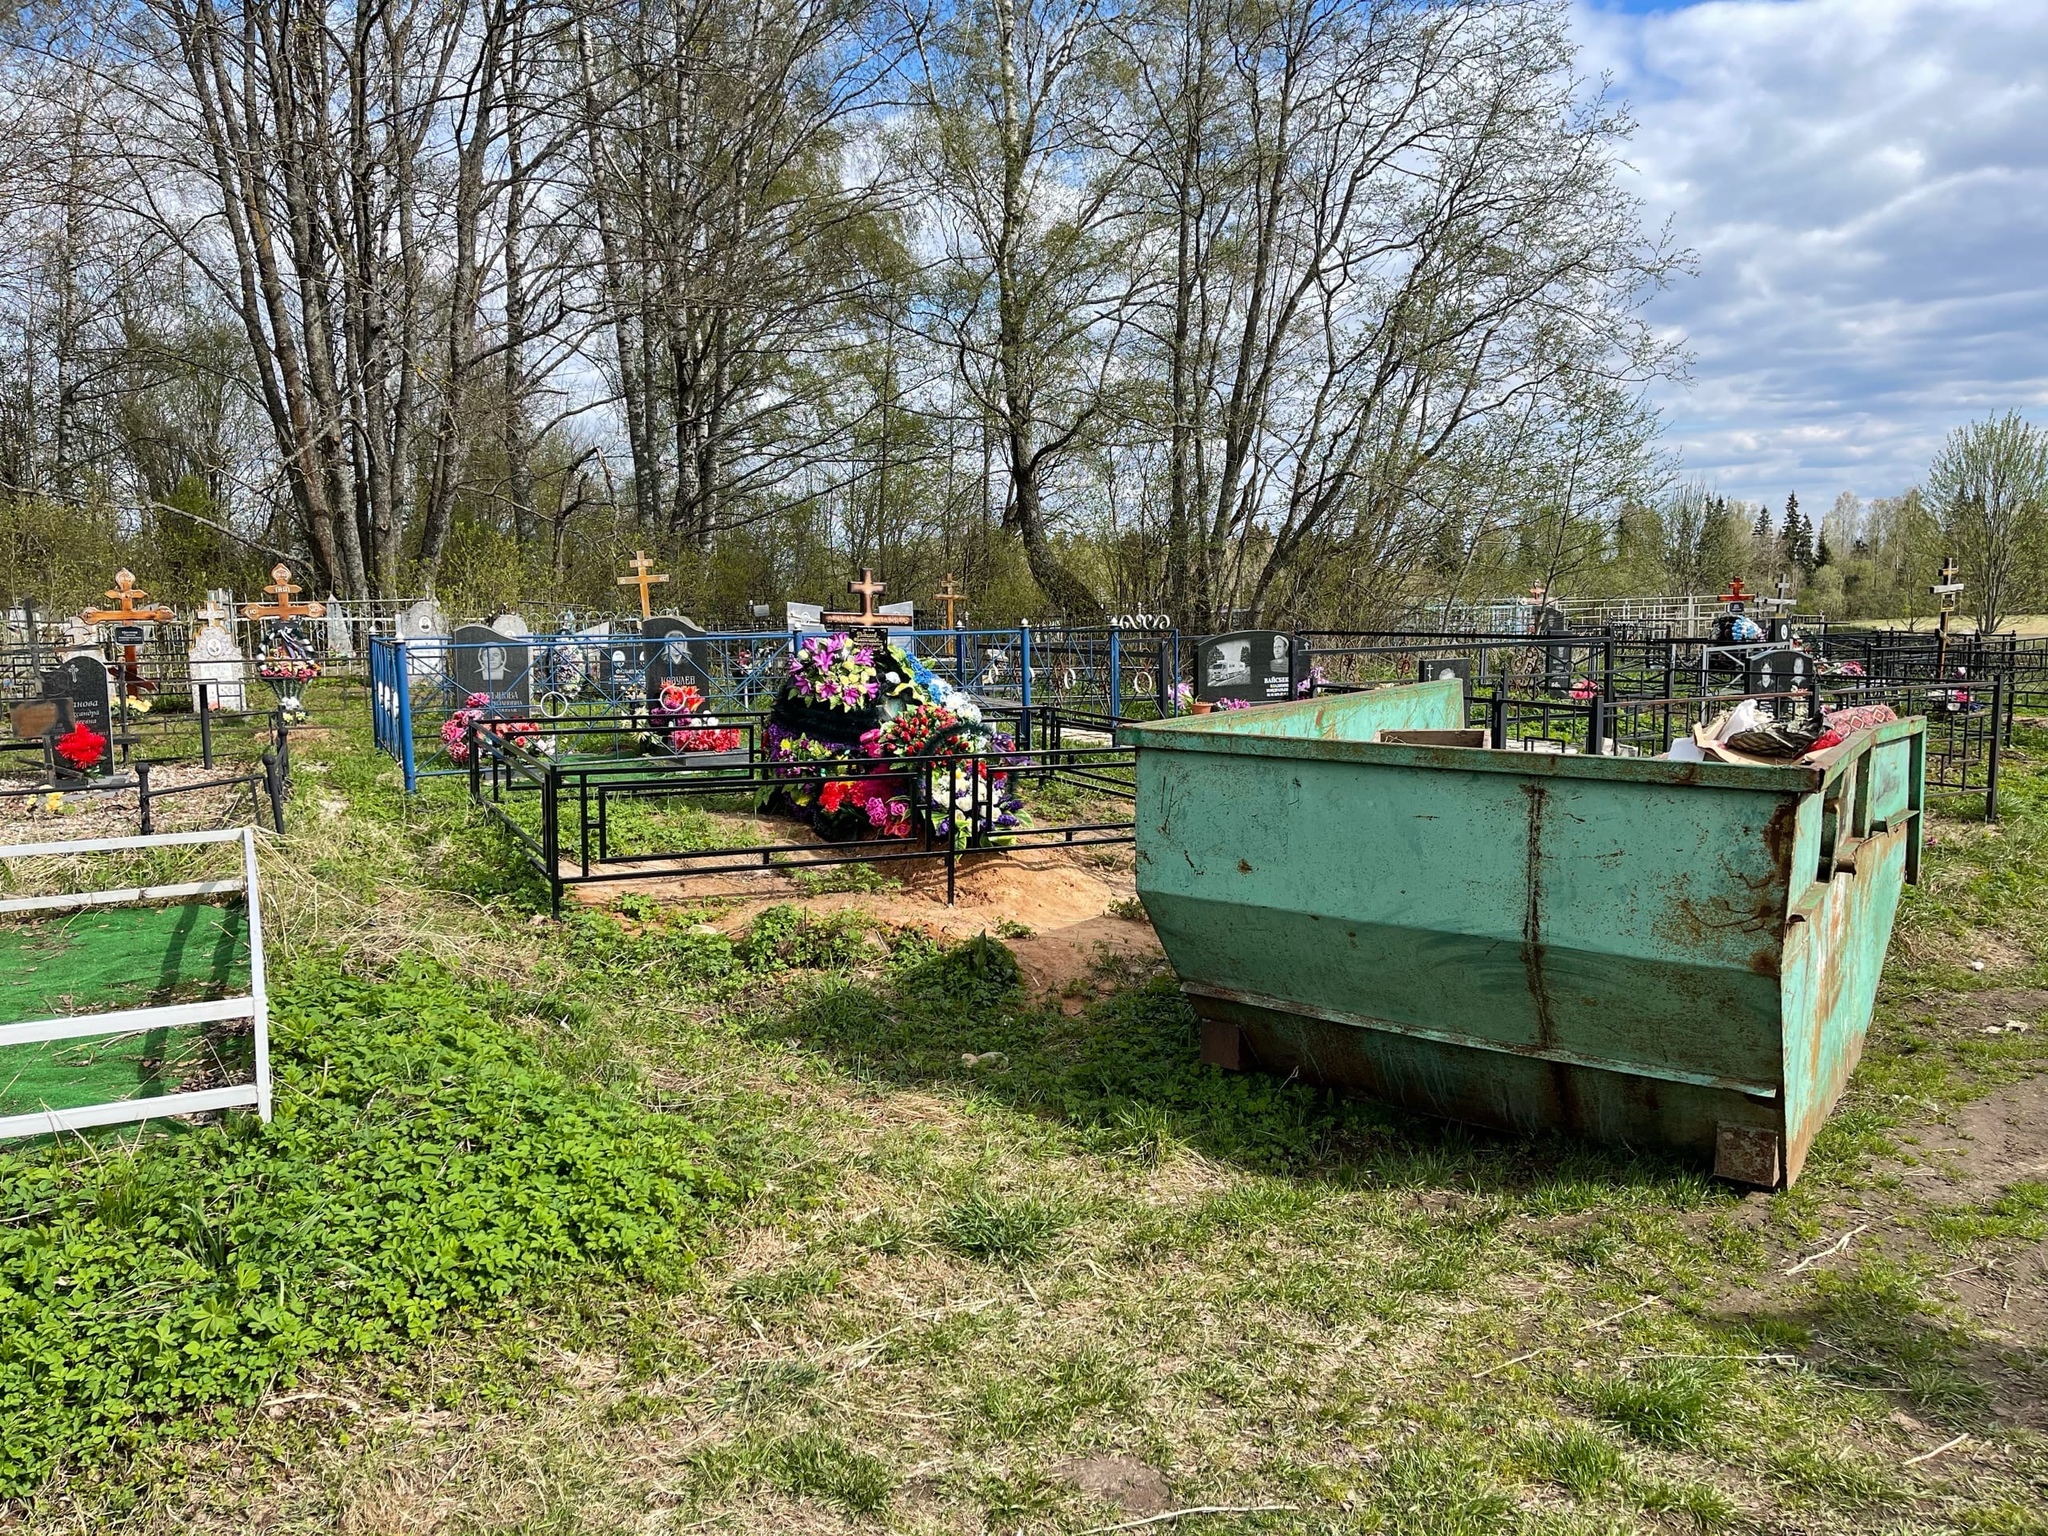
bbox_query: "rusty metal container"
[1123,680,1925,1186]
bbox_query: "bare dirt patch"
[575,844,1163,998]
[1050,1454,1172,1516]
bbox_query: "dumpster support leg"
[1200,1018,1245,1071]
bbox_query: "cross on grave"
[616,550,669,619]
[1931,555,1966,673]
[82,569,174,628]
[241,564,326,624]
[934,574,967,629]
[1717,577,1752,610]
[195,597,230,627]
[83,569,175,704]
[824,568,913,629]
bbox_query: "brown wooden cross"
[1931,555,1964,608]
[241,564,326,624]
[82,569,174,627]
[825,567,912,628]
[934,574,966,629]
[616,550,669,618]
[1718,577,1752,606]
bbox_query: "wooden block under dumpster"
[1123,680,1926,1187]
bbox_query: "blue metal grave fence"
[369,625,1183,791]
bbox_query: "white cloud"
[1574,0,2048,507]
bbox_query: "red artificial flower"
[55,722,107,771]
[820,780,850,812]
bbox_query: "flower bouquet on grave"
[645,682,741,756]
[815,775,913,841]
[53,722,108,779]
[258,648,321,718]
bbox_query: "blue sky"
[1572,0,2048,510]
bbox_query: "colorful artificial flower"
[862,702,964,759]
[440,692,493,764]
[55,722,107,771]
[787,632,880,710]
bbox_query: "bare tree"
[1926,411,2048,634]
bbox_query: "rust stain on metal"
[1237,859,1253,874]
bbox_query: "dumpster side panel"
[1156,678,1464,743]
[1777,726,1923,1183]
[1136,748,1794,1090]
[1198,992,1781,1160]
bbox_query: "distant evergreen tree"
[1780,492,1816,572]
[1815,532,1832,570]
[1752,504,1773,540]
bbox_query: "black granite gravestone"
[1744,647,1816,700]
[40,655,113,771]
[642,616,711,695]
[450,623,532,705]
[1195,631,1294,704]
[1418,656,1473,700]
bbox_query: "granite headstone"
[642,615,711,695]
[1195,630,1295,705]
[450,622,531,705]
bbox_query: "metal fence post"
[1019,621,1033,750]
[263,750,286,832]
[545,763,563,916]
[1109,627,1121,719]
[396,640,417,792]
[198,682,214,767]
[1987,676,2003,824]
[1488,691,1507,750]
[136,761,153,835]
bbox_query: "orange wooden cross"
[241,564,326,624]
[934,574,966,628]
[82,569,174,627]
[825,567,912,628]
[616,550,669,618]
[1718,577,1752,605]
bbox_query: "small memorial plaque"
[1195,630,1294,704]
[9,698,72,740]
[112,623,147,647]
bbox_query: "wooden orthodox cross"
[241,564,326,624]
[824,568,913,629]
[83,569,175,628]
[1932,555,1965,674]
[616,550,669,619]
[934,574,966,629]
[84,570,176,698]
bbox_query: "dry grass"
[9,689,2048,1535]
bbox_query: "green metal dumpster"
[1124,680,1925,1186]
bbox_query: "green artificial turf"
[0,902,249,1115]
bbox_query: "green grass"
[7,688,2048,1533]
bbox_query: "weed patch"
[0,952,744,1494]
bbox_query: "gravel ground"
[1,760,271,843]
